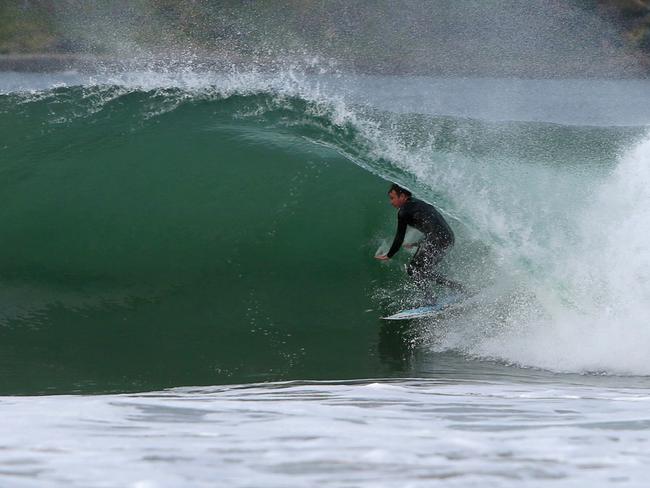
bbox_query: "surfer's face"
[388,190,409,208]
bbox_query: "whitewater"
[2,69,650,486]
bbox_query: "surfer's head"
[388,183,411,208]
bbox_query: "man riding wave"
[375,183,463,293]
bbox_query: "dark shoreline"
[1,53,649,79]
[0,54,142,73]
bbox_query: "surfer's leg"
[432,273,465,292]
[425,244,466,293]
[406,246,424,279]
[407,244,434,281]
[407,244,438,300]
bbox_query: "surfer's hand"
[375,255,389,261]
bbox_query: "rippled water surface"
[4,374,650,487]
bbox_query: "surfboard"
[381,291,467,320]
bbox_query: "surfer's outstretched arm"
[375,215,406,260]
[386,214,407,258]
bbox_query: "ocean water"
[1,70,650,486]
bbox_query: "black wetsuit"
[387,198,455,281]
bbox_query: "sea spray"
[434,134,650,374]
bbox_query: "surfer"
[375,183,463,291]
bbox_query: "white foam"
[3,380,650,486]
[439,135,650,375]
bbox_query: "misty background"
[1,0,649,77]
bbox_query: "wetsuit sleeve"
[386,213,407,258]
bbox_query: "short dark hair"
[388,183,412,198]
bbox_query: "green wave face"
[1,84,647,393]
[1,88,402,394]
